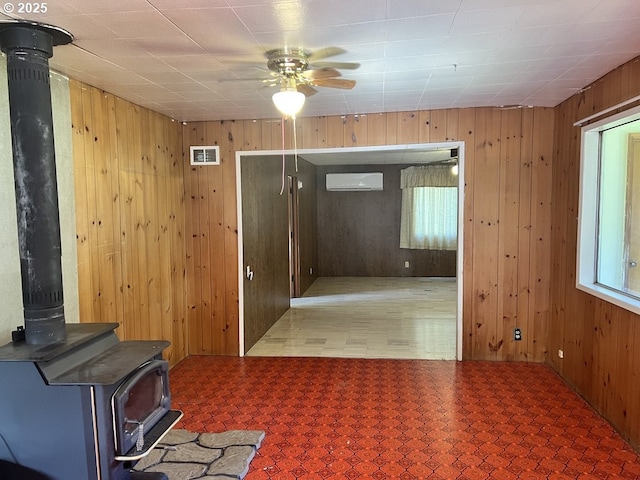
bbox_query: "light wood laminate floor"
[246,277,456,359]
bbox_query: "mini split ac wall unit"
[325,172,383,191]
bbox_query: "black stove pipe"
[0,22,72,345]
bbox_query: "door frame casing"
[288,175,301,298]
[236,142,465,359]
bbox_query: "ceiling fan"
[263,47,360,116]
[266,47,358,94]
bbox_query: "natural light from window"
[578,105,640,314]
[405,187,457,250]
[399,165,458,251]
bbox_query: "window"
[400,166,457,250]
[577,105,640,314]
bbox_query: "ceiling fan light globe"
[272,89,305,117]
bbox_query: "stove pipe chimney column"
[0,22,72,345]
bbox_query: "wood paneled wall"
[316,164,456,277]
[70,80,186,366]
[240,155,292,352]
[550,56,640,449]
[239,155,317,352]
[183,109,554,361]
[181,121,242,356]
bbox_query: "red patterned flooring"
[169,356,640,479]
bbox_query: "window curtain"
[400,165,458,250]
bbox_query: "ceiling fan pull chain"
[280,117,286,195]
[293,115,299,173]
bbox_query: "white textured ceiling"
[1,0,639,122]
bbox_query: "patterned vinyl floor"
[170,356,640,479]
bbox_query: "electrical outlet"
[558,349,564,359]
[309,268,313,275]
[404,261,410,268]
[513,328,522,341]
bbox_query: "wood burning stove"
[0,20,182,480]
[0,323,182,480]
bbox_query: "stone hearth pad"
[133,429,265,480]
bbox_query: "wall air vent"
[190,145,220,165]
[326,172,383,191]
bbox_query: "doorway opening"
[237,143,464,360]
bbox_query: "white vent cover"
[326,172,383,191]
[190,145,220,165]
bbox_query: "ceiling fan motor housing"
[267,48,310,76]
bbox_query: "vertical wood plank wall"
[70,80,187,366]
[239,155,317,352]
[183,109,554,361]
[68,81,554,364]
[550,56,640,449]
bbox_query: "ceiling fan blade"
[307,46,347,62]
[217,73,276,83]
[301,67,341,80]
[297,83,319,97]
[311,61,361,70]
[310,78,356,90]
[215,67,275,83]
[216,77,269,82]
[217,56,264,66]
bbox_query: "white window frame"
[577,104,640,315]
